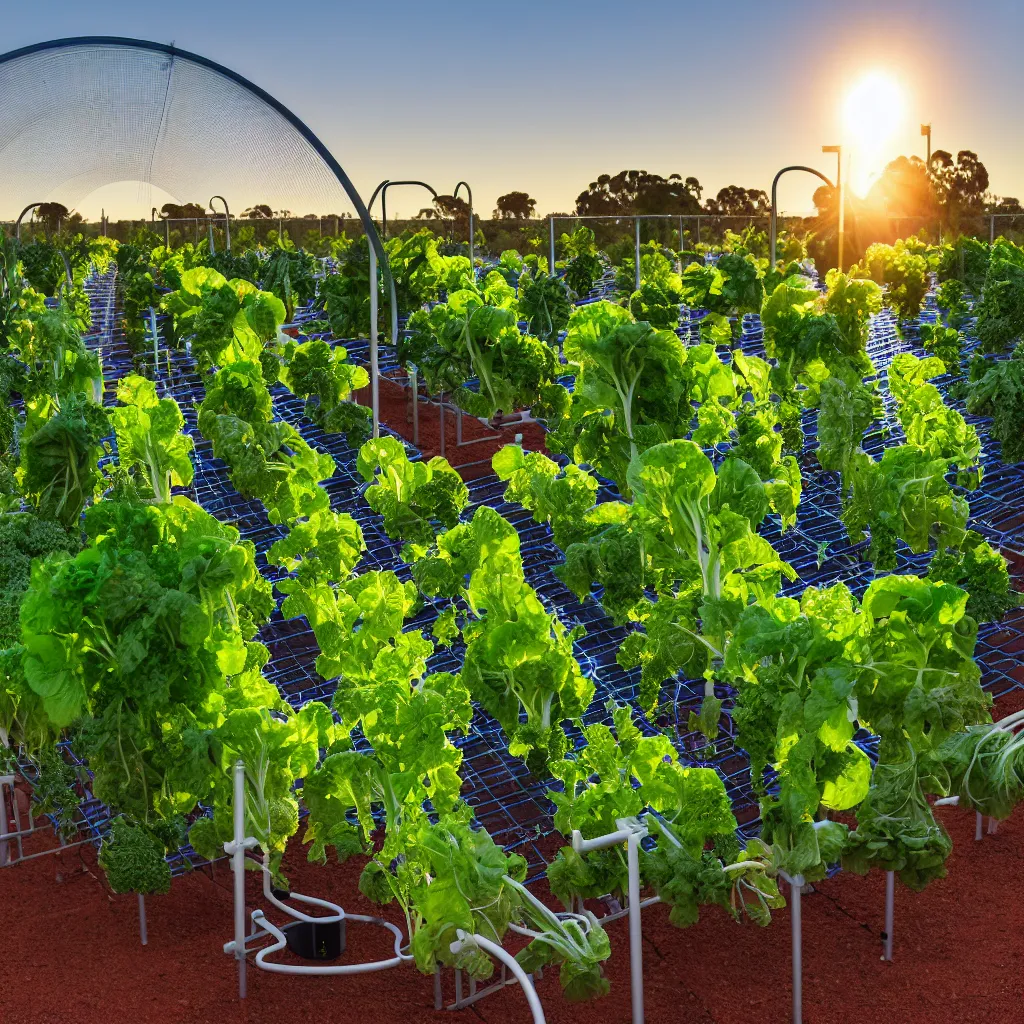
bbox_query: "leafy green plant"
[280,339,371,444]
[198,361,335,524]
[108,375,194,503]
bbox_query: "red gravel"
[4,693,1023,1024]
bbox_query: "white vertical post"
[149,307,159,376]
[626,832,644,1024]
[410,366,419,447]
[975,811,983,841]
[208,221,215,255]
[0,776,10,867]
[369,243,380,439]
[467,207,474,265]
[231,760,247,999]
[138,894,148,946]
[573,822,646,1024]
[634,218,641,293]
[549,217,556,275]
[990,216,996,244]
[790,874,804,1024]
[883,871,894,961]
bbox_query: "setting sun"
[843,72,906,195]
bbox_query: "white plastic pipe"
[572,821,647,1024]
[252,909,407,975]
[138,894,148,946]
[450,931,545,1024]
[549,217,555,275]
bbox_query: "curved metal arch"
[15,202,44,241]
[770,165,834,267]
[453,180,474,264]
[0,36,394,435]
[209,195,231,252]
[368,179,439,241]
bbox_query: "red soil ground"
[3,689,1022,1024]
[356,377,548,481]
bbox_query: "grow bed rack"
[8,262,1024,1024]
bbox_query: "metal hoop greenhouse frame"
[0,35,396,437]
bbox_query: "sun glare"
[843,72,906,196]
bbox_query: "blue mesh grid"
[21,263,1024,883]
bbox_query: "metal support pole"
[164,219,169,248]
[210,196,231,252]
[369,243,380,439]
[882,871,894,961]
[230,761,247,999]
[208,220,215,255]
[138,894,148,946]
[634,218,641,293]
[975,811,983,841]
[990,216,996,244]
[770,167,834,268]
[549,217,556,274]
[454,182,474,265]
[434,968,443,1010]
[439,394,445,459]
[149,307,159,375]
[410,366,420,446]
[573,821,647,1024]
[0,776,10,867]
[790,874,804,1024]
[626,832,644,1024]
[695,215,701,247]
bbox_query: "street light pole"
[822,145,843,272]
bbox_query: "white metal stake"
[138,894,148,946]
[369,243,380,439]
[882,871,894,961]
[975,811,983,841]
[549,217,556,274]
[790,874,804,1024]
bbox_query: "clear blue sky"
[4,0,1023,218]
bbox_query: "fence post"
[634,217,641,292]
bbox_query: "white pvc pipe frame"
[221,761,545,1023]
[572,818,649,1024]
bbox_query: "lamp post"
[921,123,932,166]
[822,144,844,272]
